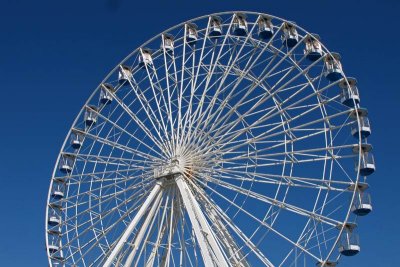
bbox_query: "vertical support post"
[145,186,173,267]
[103,181,163,267]
[175,175,228,267]
[123,189,163,266]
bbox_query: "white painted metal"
[198,190,250,267]
[46,11,374,267]
[103,181,163,267]
[175,175,229,267]
[123,188,163,266]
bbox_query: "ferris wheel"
[45,11,375,267]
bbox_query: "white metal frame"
[45,11,374,267]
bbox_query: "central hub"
[153,156,184,180]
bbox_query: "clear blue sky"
[0,0,399,266]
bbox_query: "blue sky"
[0,0,399,266]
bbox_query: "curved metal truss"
[45,11,375,267]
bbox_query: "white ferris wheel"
[46,11,376,267]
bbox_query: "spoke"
[188,26,286,148]
[179,16,235,149]
[184,23,257,147]
[206,52,325,142]
[177,23,191,149]
[193,176,322,262]
[142,55,174,155]
[213,170,352,192]
[162,37,177,154]
[196,188,251,267]
[72,153,153,169]
[219,143,356,163]
[191,183,274,266]
[60,184,152,263]
[213,101,346,155]
[105,85,168,156]
[83,108,165,160]
[195,175,340,227]
[61,178,154,225]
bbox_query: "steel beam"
[175,175,229,267]
[103,181,163,267]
